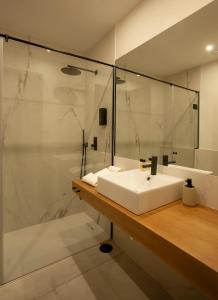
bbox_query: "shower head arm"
[68,65,98,75]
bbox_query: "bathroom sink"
[97,169,183,215]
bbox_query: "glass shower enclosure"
[0,35,200,285]
[0,37,113,283]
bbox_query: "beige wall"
[86,28,116,65]
[87,0,214,63]
[199,60,218,150]
[115,0,214,59]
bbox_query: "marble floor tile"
[165,285,210,300]
[4,212,108,282]
[0,280,31,300]
[36,291,59,300]
[0,241,122,300]
[96,253,172,300]
[47,240,121,288]
[56,270,119,300]
[0,242,173,300]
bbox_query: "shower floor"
[3,212,108,283]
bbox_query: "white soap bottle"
[182,178,197,207]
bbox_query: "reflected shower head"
[61,65,98,76]
[116,76,125,84]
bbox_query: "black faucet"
[143,156,158,175]
[162,155,176,166]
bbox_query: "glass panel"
[170,86,199,167]
[2,40,112,283]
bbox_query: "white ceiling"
[0,0,141,53]
[116,0,218,77]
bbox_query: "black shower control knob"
[91,137,97,150]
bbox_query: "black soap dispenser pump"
[186,178,193,188]
[182,178,198,207]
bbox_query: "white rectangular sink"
[97,169,183,215]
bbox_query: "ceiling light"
[46,49,51,52]
[205,44,214,52]
[136,74,140,77]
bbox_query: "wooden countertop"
[72,179,218,299]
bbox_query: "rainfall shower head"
[61,65,98,76]
[61,65,81,75]
[116,76,126,84]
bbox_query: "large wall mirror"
[115,0,218,175]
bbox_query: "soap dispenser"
[182,178,197,207]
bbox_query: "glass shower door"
[1,39,112,283]
[169,86,199,167]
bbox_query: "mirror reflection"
[116,0,218,175]
[116,69,199,168]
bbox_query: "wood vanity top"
[72,179,218,299]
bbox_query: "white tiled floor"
[4,212,108,282]
[0,241,173,300]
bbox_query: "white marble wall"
[2,40,112,232]
[84,67,112,174]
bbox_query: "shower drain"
[99,243,113,253]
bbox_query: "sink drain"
[99,243,113,253]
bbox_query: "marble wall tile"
[1,40,112,282]
[195,148,218,175]
[2,40,112,233]
[2,42,85,233]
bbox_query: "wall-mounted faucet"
[91,136,97,150]
[143,156,158,175]
[162,155,176,166]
